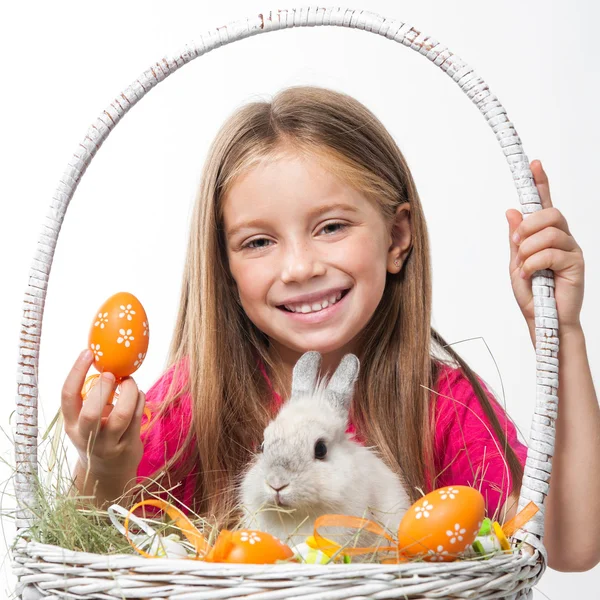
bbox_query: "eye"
[318,222,347,236]
[243,237,273,251]
[314,439,327,460]
[257,441,264,453]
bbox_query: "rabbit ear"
[325,354,360,412]
[291,351,322,397]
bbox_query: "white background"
[1,0,598,597]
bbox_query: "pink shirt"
[138,361,527,518]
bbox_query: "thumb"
[505,209,522,270]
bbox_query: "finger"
[520,248,577,279]
[61,349,95,426]
[505,209,523,270]
[514,207,570,244]
[102,377,140,443]
[99,404,114,429]
[120,391,146,444]
[530,160,553,209]
[516,227,578,267]
[78,372,117,443]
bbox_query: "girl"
[62,86,599,572]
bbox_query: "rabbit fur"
[239,351,411,550]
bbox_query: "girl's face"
[222,148,410,364]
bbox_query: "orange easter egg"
[398,486,485,562]
[210,530,294,564]
[88,292,149,379]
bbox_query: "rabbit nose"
[268,483,289,493]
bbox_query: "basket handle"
[14,7,557,555]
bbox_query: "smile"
[279,289,350,314]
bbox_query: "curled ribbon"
[310,502,540,563]
[122,499,211,559]
[82,374,152,433]
[312,514,399,561]
[108,503,190,558]
[115,499,539,563]
[117,500,257,563]
[501,501,539,538]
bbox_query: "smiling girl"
[62,86,599,571]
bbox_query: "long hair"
[140,86,523,527]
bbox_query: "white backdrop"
[1,0,598,597]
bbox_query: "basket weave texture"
[13,6,559,599]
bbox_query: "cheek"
[242,463,265,503]
[228,256,282,337]
[340,233,389,290]
[229,257,271,307]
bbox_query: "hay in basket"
[12,6,558,599]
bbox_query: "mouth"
[277,288,351,314]
[275,494,289,507]
[267,491,291,508]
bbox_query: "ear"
[325,354,360,413]
[387,203,412,274]
[291,351,322,397]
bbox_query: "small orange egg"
[88,292,149,378]
[397,486,485,562]
[209,530,294,564]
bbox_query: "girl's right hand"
[62,349,146,480]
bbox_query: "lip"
[274,494,289,507]
[276,286,349,307]
[278,288,351,324]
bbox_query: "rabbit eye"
[257,442,264,453]
[314,439,327,460]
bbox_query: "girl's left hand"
[506,160,585,333]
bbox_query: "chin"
[286,335,355,356]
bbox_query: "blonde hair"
[141,86,523,527]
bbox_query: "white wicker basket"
[12,7,558,599]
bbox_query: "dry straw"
[12,6,557,599]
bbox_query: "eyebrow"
[226,202,360,239]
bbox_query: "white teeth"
[284,291,346,314]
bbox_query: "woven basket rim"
[15,538,539,570]
[12,538,545,599]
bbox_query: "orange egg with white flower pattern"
[88,292,149,378]
[208,530,294,564]
[397,486,485,562]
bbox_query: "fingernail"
[102,372,115,383]
[512,232,520,244]
[81,349,93,361]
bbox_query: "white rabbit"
[239,351,411,552]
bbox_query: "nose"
[280,242,326,284]
[268,482,289,493]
